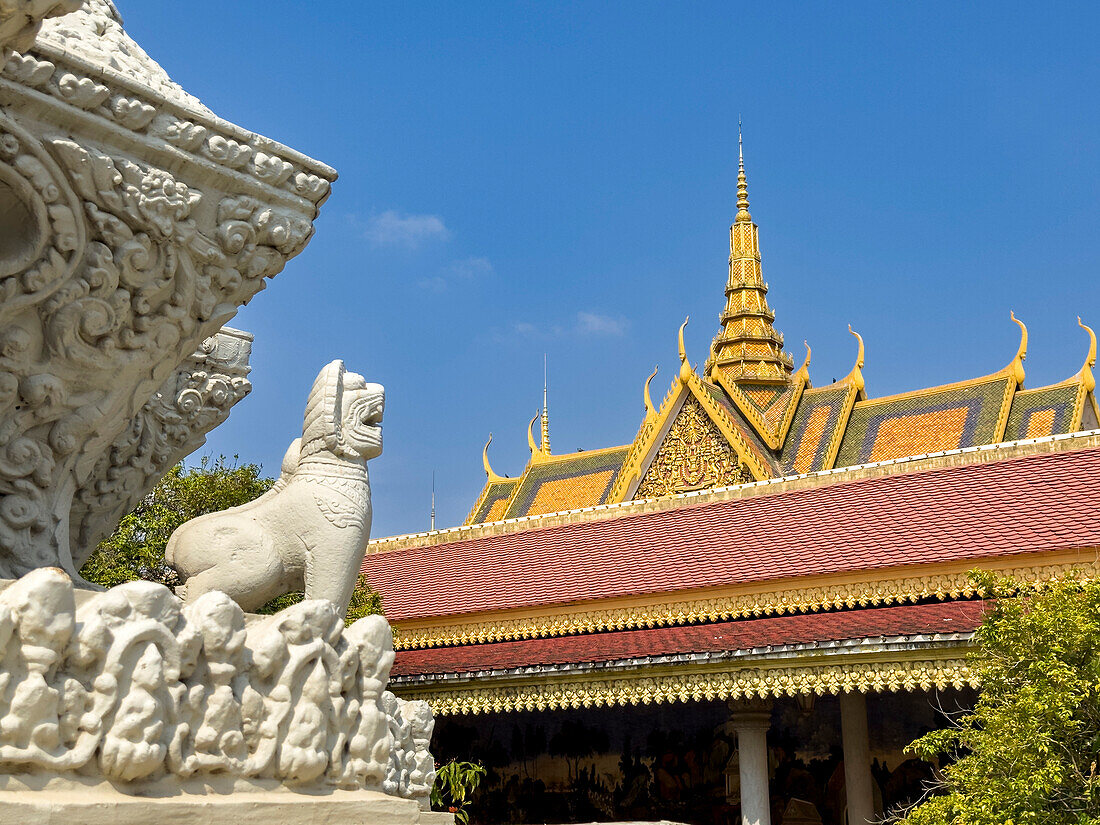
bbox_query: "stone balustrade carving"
[0,567,435,807]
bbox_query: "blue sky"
[121,2,1100,537]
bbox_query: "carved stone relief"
[0,1,335,579]
[636,394,753,498]
[0,567,435,807]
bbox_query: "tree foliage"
[80,455,273,589]
[899,571,1100,825]
[432,760,487,825]
[80,456,384,625]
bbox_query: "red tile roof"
[391,600,986,678]
[364,446,1100,623]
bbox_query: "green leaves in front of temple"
[432,760,487,825]
[900,571,1100,825]
[81,456,274,589]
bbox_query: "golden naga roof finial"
[526,410,542,458]
[842,325,866,392]
[643,365,659,417]
[735,119,752,224]
[1008,311,1028,385]
[678,317,694,382]
[1077,316,1096,392]
[795,340,812,381]
[482,433,504,482]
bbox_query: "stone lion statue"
[166,360,384,614]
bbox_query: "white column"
[729,701,773,825]
[840,691,875,825]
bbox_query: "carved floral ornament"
[0,0,334,579]
[401,654,978,716]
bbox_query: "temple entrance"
[432,689,973,825]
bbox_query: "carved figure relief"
[0,567,435,807]
[636,395,751,498]
[166,361,384,614]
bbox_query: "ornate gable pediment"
[635,393,752,498]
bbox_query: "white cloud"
[364,210,451,249]
[418,256,494,292]
[446,256,493,280]
[576,311,628,337]
[507,311,628,339]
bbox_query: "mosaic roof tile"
[834,376,1013,467]
[1003,383,1083,441]
[779,385,855,474]
[466,478,521,525]
[502,447,631,520]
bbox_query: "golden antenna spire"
[736,117,751,224]
[643,365,659,417]
[541,354,550,454]
[430,471,435,532]
[527,410,540,457]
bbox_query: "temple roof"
[452,150,1097,529]
[365,437,1100,650]
[391,600,986,680]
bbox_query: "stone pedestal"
[0,788,441,825]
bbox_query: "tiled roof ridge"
[369,429,1100,555]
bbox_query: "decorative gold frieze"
[397,651,977,715]
[636,395,752,497]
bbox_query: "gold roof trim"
[395,648,977,715]
[390,547,1100,650]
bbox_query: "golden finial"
[678,317,694,382]
[541,354,550,454]
[482,433,503,482]
[1077,317,1096,392]
[841,325,866,392]
[796,340,812,379]
[1009,311,1028,385]
[1078,317,1096,367]
[736,119,751,224]
[643,365,659,417]
[527,410,541,458]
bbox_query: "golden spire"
[541,354,550,453]
[708,125,793,385]
[736,119,751,224]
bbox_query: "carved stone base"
[0,785,433,825]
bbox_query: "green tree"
[255,572,384,626]
[80,455,273,589]
[80,454,385,624]
[898,571,1100,825]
